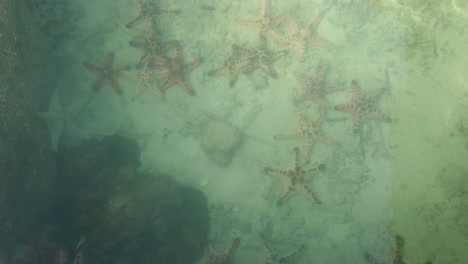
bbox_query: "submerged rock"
[54,135,209,264]
[201,120,242,166]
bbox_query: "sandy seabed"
[48,0,468,263]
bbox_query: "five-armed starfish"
[262,235,305,264]
[235,0,299,43]
[335,79,391,133]
[129,25,179,69]
[265,147,325,205]
[126,0,180,28]
[233,35,288,79]
[365,235,432,264]
[274,106,336,164]
[82,52,131,94]
[296,65,340,109]
[204,237,240,264]
[150,46,202,95]
[280,11,328,61]
[208,45,252,87]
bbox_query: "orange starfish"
[204,237,240,264]
[126,0,180,28]
[82,52,131,94]
[274,106,336,164]
[150,46,202,95]
[296,65,340,108]
[233,36,288,78]
[235,0,298,43]
[364,235,432,264]
[262,235,305,264]
[280,11,328,61]
[265,147,325,205]
[335,79,391,133]
[129,25,179,69]
[208,45,252,87]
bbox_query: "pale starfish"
[233,35,288,78]
[150,46,202,95]
[235,0,299,43]
[204,237,240,264]
[335,79,391,133]
[296,65,340,108]
[280,11,328,61]
[126,0,180,28]
[262,235,305,264]
[122,63,162,101]
[274,106,336,164]
[364,235,432,264]
[208,45,252,87]
[265,147,325,205]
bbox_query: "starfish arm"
[129,39,145,50]
[262,235,306,264]
[185,58,202,73]
[102,52,115,69]
[362,111,391,123]
[259,64,278,78]
[108,79,123,94]
[82,62,103,77]
[135,53,152,69]
[206,238,240,264]
[269,49,289,61]
[176,79,195,95]
[158,79,173,93]
[125,15,144,28]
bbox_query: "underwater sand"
[49,0,468,263]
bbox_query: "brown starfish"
[129,25,179,69]
[364,235,432,264]
[335,79,391,133]
[265,147,325,205]
[204,237,240,264]
[235,0,299,43]
[233,35,288,78]
[126,0,180,29]
[280,11,328,61]
[82,52,131,94]
[262,235,305,264]
[296,65,340,109]
[208,45,252,87]
[150,46,202,95]
[274,106,336,164]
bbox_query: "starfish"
[265,147,325,205]
[296,65,340,109]
[280,11,328,61]
[364,235,432,264]
[37,89,91,151]
[82,52,131,94]
[274,106,336,164]
[122,64,162,101]
[261,235,305,264]
[126,0,180,29]
[233,35,288,78]
[150,46,202,95]
[335,79,391,133]
[129,25,179,69]
[204,237,240,264]
[235,0,299,43]
[208,45,252,87]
